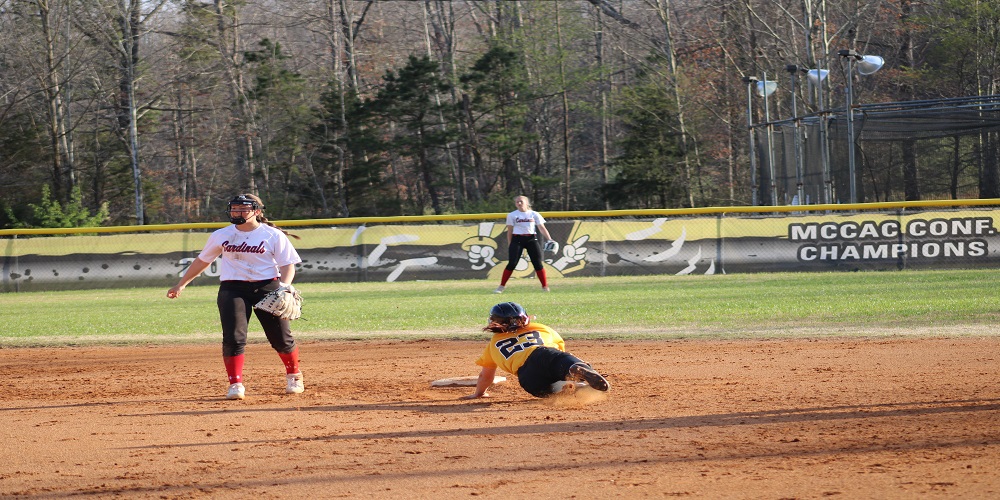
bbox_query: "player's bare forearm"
[538,223,552,242]
[461,366,496,400]
[167,258,211,298]
[277,264,296,285]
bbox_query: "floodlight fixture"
[805,69,829,86]
[838,49,860,59]
[755,80,777,98]
[857,55,884,75]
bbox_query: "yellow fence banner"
[3,205,1000,292]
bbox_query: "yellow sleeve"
[475,343,497,368]
[553,330,566,352]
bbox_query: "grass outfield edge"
[3,323,997,348]
[6,271,1000,347]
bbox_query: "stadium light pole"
[806,68,831,204]
[787,65,804,206]
[757,74,779,206]
[838,49,884,204]
[743,76,759,206]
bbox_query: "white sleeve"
[271,231,302,267]
[196,228,227,263]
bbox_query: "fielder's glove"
[254,284,303,320]
[543,240,559,253]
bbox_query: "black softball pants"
[516,346,587,397]
[505,234,544,271]
[217,280,296,357]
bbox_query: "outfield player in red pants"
[462,302,610,399]
[494,195,553,294]
[167,194,305,400]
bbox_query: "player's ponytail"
[242,193,300,240]
[259,216,300,240]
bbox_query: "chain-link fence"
[5,203,1000,292]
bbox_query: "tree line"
[0,0,996,228]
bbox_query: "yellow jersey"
[475,322,565,375]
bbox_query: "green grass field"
[2,269,999,346]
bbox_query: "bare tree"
[73,0,171,223]
[213,0,256,194]
[12,0,77,202]
[638,0,694,206]
[591,3,611,209]
[555,2,572,210]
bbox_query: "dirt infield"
[2,337,999,498]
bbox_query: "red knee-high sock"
[223,354,244,384]
[536,268,548,287]
[278,347,300,374]
[500,268,514,286]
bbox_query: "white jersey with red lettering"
[197,224,302,281]
[506,209,546,236]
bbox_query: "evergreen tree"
[460,44,537,198]
[603,82,687,208]
[312,85,394,217]
[5,184,109,229]
[369,55,459,215]
[243,38,315,217]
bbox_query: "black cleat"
[569,363,610,391]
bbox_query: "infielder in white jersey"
[167,194,305,400]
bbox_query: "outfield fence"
[4,200,1000,293]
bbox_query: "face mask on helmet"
[227,195,260,225]
[486,302,529,332]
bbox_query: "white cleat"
[493,286,505,294]
[551,381,586,394]
[286,372,304,394]
[226,382,245,400]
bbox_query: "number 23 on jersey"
[495,331,544,359]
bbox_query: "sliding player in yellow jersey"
[462,302,610,399]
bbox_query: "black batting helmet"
[226,194,264,225]
[227,194,261,211]
[485,302,529,332]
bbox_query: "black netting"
[753,95,1000,205]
